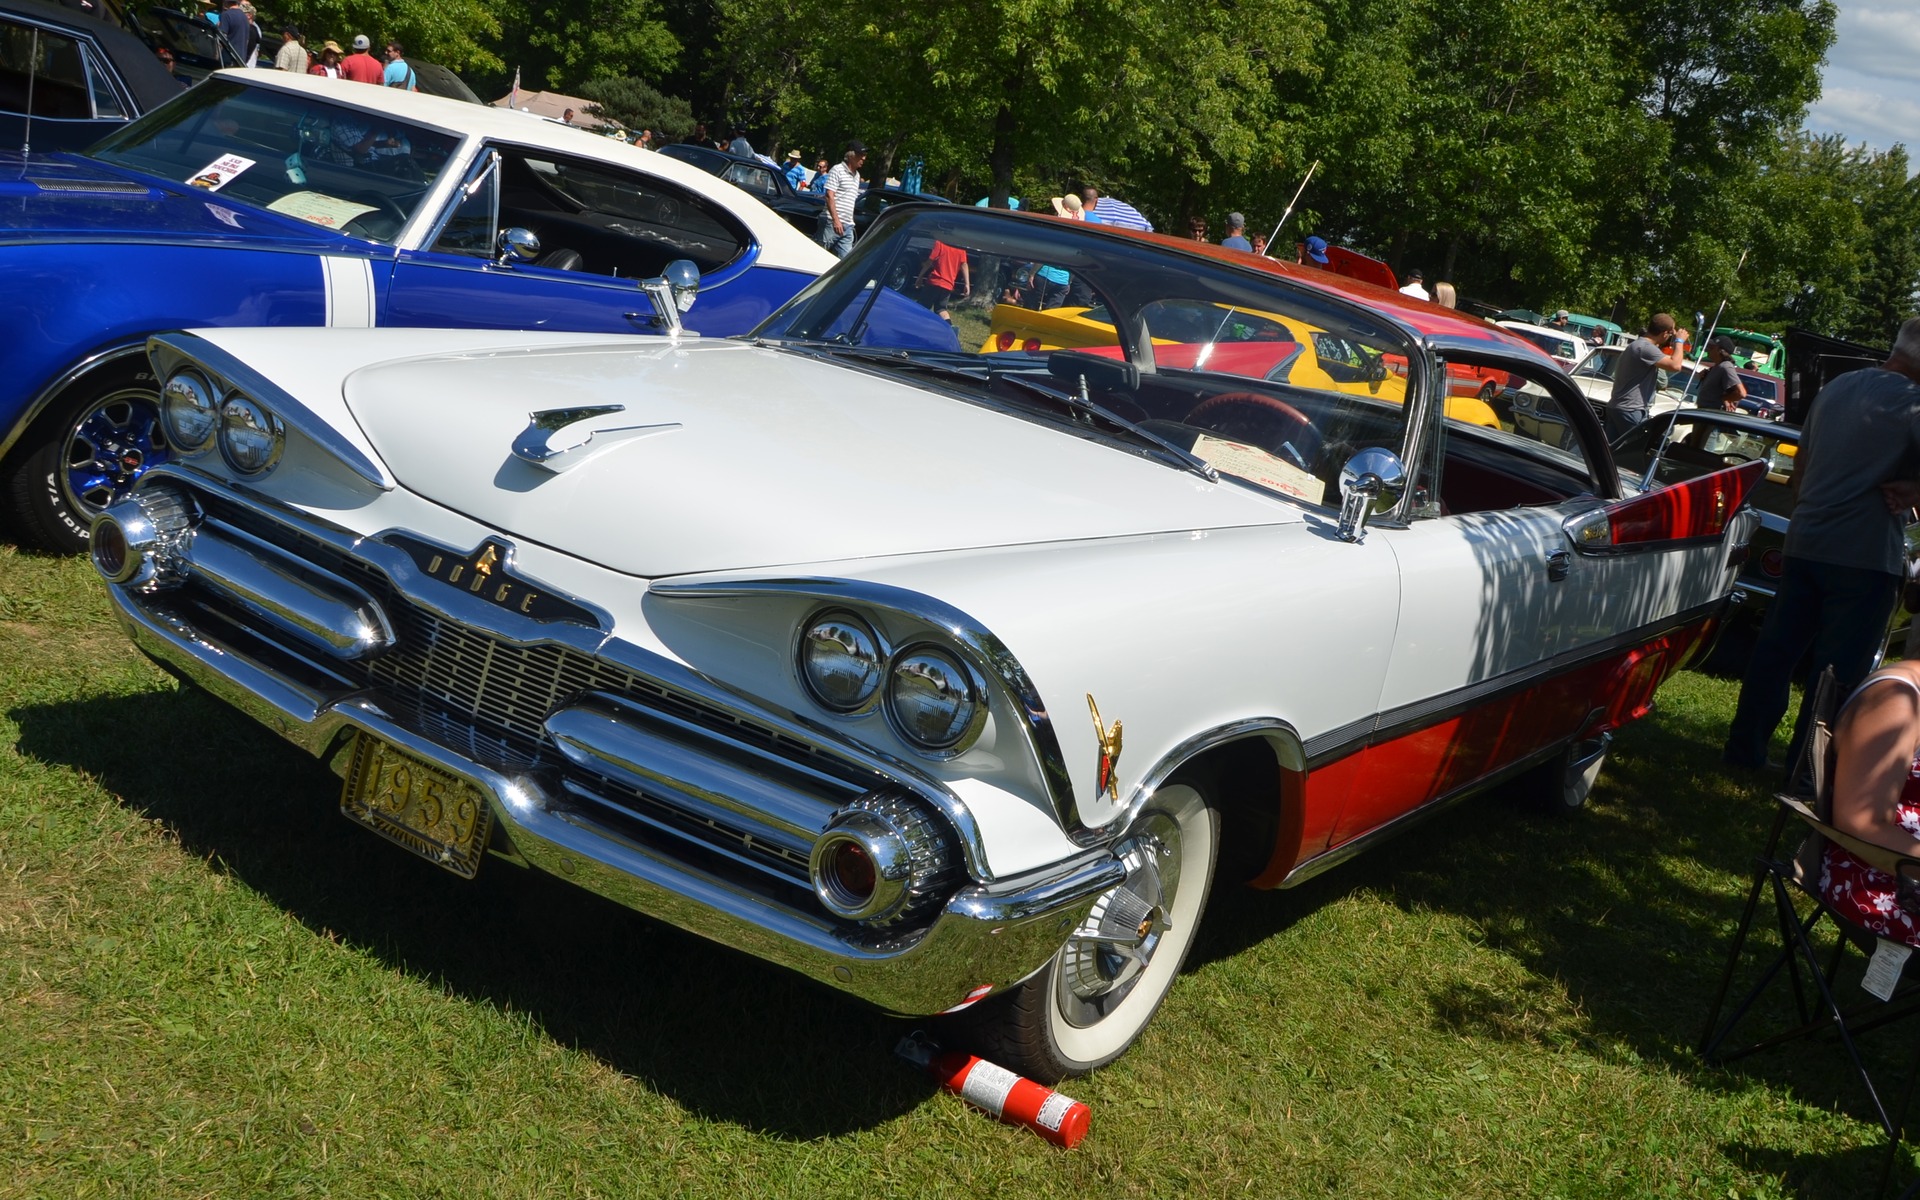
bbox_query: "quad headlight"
[160,369,219,454]
[218,392,284,476]
[886,646,981,751]
[798,611,885,711]
[796,611,985,756]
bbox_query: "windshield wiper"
[781,343,1218,483]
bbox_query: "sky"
[1801,2,1920,157]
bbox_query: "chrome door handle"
[1547,550,1571,582]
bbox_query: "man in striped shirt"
[818,140,867,258]
[1078,185,1153,232]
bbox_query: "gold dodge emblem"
[1087,694,1123,800]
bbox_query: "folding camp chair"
[1700,668,1920,1197]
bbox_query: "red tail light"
[1023,337,1042,352]
[995,331,1014,350]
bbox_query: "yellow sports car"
[979,301,1502,428]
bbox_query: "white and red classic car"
[89,207,1761,1081]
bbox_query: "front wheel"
[955,780,1218,1082]
[5,369,165,554]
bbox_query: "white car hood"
[342,340,1302,577]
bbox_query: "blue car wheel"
[7,370,165,554]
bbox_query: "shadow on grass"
[1181,677,1920,1195]
[10,686,929,1140]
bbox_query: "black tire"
[951,779,1218,1082]
[1477,380,1500,403]
[5,365,164,555]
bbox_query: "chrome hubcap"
[1056,814,1180,1027]
[64,391,167,520]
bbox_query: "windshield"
[755,207,1434,510]
[1506,326,1582,361]
[88,79,461,243]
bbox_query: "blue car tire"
[6,365,164,554]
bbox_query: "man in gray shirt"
[1606,313,1690,440]
[1724,317,1920,772]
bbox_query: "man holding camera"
[1606,313,1690,441]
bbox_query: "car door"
[1327,350,1755,846]
[385,143,784,337]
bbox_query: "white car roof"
[1497,320,1592,358]
[207,70,832,273]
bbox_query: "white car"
[89,206,1762,1082]
[1566,346,1694,417]
[1496,320,1592,371]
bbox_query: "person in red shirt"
[912,240,970,322]
[338,34,384,84]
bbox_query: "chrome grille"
[188,494,876,890]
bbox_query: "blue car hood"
[0,152,357,250]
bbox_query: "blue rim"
[64,390,169,518]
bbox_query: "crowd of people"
[164,0,421,91]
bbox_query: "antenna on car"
[20,27,39,154]
[1262,160,1318,257]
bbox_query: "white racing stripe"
[320,256,376,328]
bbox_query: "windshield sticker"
[266,191,379,230]
[1191,434,1321,502]
[202,204,242,228]
[188,154,256,192]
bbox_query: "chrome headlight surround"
[885,644,985,755]
[796,608,888,713]
[159,369,219,455]
[217,392,285,477]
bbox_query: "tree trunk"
[989,101,1016,208]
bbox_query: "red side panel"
[1605,459,1764,545]
[1254,616,1715,886]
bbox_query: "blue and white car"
[0,69,834,552]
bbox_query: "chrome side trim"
[104,584,1119,1015]
[651,576,1082,840]
[145,334,392,490]
[187,521,394,659]
[2,342,147,462]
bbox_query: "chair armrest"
[1780,793,1920,877]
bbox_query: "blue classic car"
[0,69,835,552]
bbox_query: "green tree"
[272,0,504,73]
[483,0,681,95]
[576,76,696,141]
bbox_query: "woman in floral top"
[1822,660,1920,944]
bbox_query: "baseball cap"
[1225,211,1245,228]
[1304,235,1330,264]
[1407,267,1424,281]
[351,34,370,50]
[845,139,867,154]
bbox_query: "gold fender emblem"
[474,544,498,579]
[1087,694,1123,800]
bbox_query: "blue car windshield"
[89,79,459,243]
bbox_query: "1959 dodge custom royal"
[89,206,1762,1080]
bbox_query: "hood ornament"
[1087,694,1123,800]
[512,404,681,473]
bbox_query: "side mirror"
[1337,447,1406,543]
[496,227,540,266]
[639,259,701,336]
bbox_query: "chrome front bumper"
[99,497,1121,1018]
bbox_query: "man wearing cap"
[274,24,307,73]
[783,150,808,189]
[1548,309,1573,330]
[728,127,754,158]
[339,35,383,83]
[818,140,866,258]
[1302,236,1331,268]
[1220,213,1252,252]
[1605,313,1690,440]
[1399,268,1430,301]
[1695,335,1749,412]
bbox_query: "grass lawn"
[1,543,1911,1198]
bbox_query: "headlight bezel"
[217,391,285,477]
[883,642,986,756]
[159,369,220,455]
[793,608,989,758]
[796,608,889,714]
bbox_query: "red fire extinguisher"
[896,1033,1091,1149]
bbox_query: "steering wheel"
[1186,390,1322,469]
[341,192,408,240]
